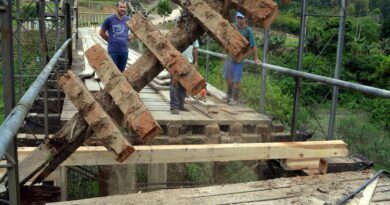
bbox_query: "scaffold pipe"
[198,49,390,99]
[0,35,74,158]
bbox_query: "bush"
[337,115,390,170]
[272,13,300,34]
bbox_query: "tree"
[157,0,172,22]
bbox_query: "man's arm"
[99,28,108,42]
[192,47,198,65]
[252,46,259,64]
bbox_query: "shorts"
[223,59,243,83]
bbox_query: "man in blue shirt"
[100,0,131,72]
[223,12,259,105]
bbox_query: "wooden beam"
[281,158,320,170]
[15,140,347,166]
[58,70,134,162]
[230,0,279,29]
[175,0,250,62]
[85,44,162,143]
[127,13,206,95]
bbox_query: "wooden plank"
[85,78,102,91]
[358,177,379,205]
[147,164,168,190]
[85,44,162,143]
[281,158,320,171]
[127,12,206,95]
[16,140,348,166]
[206,83,227,101]
[58,70,134,162]
[175,0,249,62]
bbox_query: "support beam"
[230,0,279,29]
[15,141,348,166]
[175,0,249,62]
[58,70,134,162]
[85,44,161,143]
[17,0,222,186]
[127,12,206,95]
[147,164,168,190]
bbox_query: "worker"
[170,40,199,114]
[99,0,133,72]
[223,12,259,105]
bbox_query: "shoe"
[179,106,189,112]
[229,99,238,105]
[170,109,179,115]
[222,95,231,103]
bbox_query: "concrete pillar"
[147,163,168,190]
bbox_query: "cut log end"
[116,146,136,163]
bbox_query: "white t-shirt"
[182,40,199,63]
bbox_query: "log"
[58,70,134,162]
[175,0,249,62]
[85,44,161,143]
[127,12,206,96]
[230,0,279,29]
[17,0,225,186]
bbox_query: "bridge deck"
[61,27,271,140]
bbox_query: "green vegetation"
[197,0,390,170]
[156,0,172,21]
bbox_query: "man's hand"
[254,58,260,65]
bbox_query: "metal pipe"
[38,0,49,140]
[328,0,346,140]
[205,35,210,82]
[336,170,384,205]
[198,49,390,98]
[259,29,269,114]
[16,0,23,99]
[291,0,308,139]
[0,37,73,159]
[1,1,21,203]
[65,2,72,66]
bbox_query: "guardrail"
[198,49,390,99]
[0,34,75,159]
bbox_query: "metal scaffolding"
[0,0,76,203]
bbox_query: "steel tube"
[336,170,384,205]
[291,0,308,139]
[205,35,210,82]
[259,29,269,114]
[198,49,390,99]
[0,37,73,159]
[328,0,346,140]
[1,0,21,203]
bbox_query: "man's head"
[236,12,246,28]
[116,0,127,18]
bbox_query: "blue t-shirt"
[101,15,130,53]
[238,25,256,48]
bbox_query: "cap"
[236,12,245,18]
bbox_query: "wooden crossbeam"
[58,70,135,162]
[230,0,279,29]
[174,0,250,62]
[14,141,347,166]
[127,13,205,95]
[16,7,215,183]
[85,44,161,143]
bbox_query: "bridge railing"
[78,12,112,27]
[0,34,75,160]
